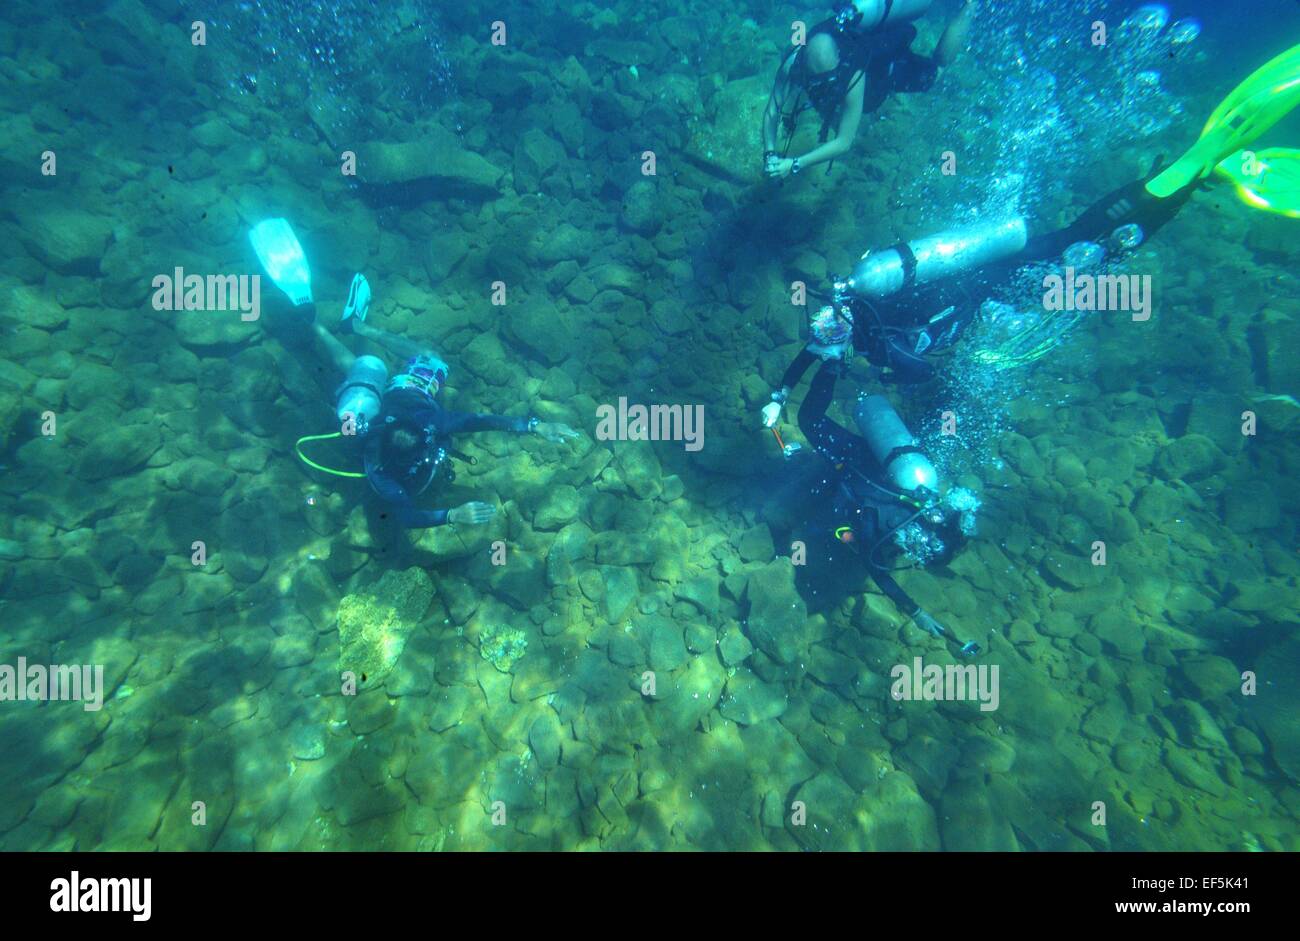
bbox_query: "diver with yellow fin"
[249,219,578,531]
[759,41,1300,652]
[762,39,1300,403]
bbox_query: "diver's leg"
[352,321,426,360]
[311,322,357,375]
[1018,174,1195,263]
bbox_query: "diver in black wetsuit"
[249,219,582,533]
[275,273,579,530]
[762,161,1200,415]
[331,336,578,531]
[790,361,983,653]
[762,0,973,179]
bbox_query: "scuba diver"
[761,39,1300,651]
[248,218,579,530]
[764,37,1300,411]
[793,358,984,655]
[762,0,973,180]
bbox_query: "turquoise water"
[0,0,1297,851]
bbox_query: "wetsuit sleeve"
[870,568,920,616]
[440,410,531,435]
[780,348,819,390]
[797,360,878,466]
[366,469,450,528]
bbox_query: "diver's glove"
[762,389,789,428]
[912,609,947,639]
[448,501,496,526]
[531,421,580,444]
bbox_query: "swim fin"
[342,273,371,323]
[1214,147,1300,218]
[249,218,313,306]
[1147,43,1300,199]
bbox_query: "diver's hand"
[761,401,783,428]
[448,501,496,525]
[766,158,795,179]
[532,422,580,444]
[912,609,947,639]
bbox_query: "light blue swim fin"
[342,273,371,323]
[249,218,313,306]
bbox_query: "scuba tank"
[335,355,388,429]
[838,0,934,31]
[854,394,938,493]
[847,217,1028,299]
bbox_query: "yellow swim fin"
[1147,43,1300,198]
[1214,147,1300,218]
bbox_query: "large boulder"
[719,668,787,725]
[513,128,566,194]
[686,74,769,176]
[22,208,113,274]
[503,298,575,366]
[1245,636,1300,783]
[619,179,662,236]
[336,567,435,691]
[76,424,162,481]
[787,770,940,851]
[357,130,504,198]
[744,560,811,664]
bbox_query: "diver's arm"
[870,568,922,618]
[786,77,866,172]
[871,570,956,643]
[781,347,820,391]
[764,347,820,426]
[441,411,533,435]
[1018,167,1197,263]
[763,56,796,154]
[762,78,785,154]
[933,0,973,68]
[367,470,451,528]
[440,411,579,443]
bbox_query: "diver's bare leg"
[352,320,425,360]
[311,321,357,374]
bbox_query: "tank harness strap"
[335,378,384,400]
[882,443,924,469]
[892,241,919,290]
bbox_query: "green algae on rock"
[478,624,528,673]
[336,567,434,691]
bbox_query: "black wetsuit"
[361,392,531,529]
[794,372,926,616]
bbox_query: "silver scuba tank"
[336,355,388,428]
[848,0,934,29]
[854,394,939,493]
[848,217,1028,299]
